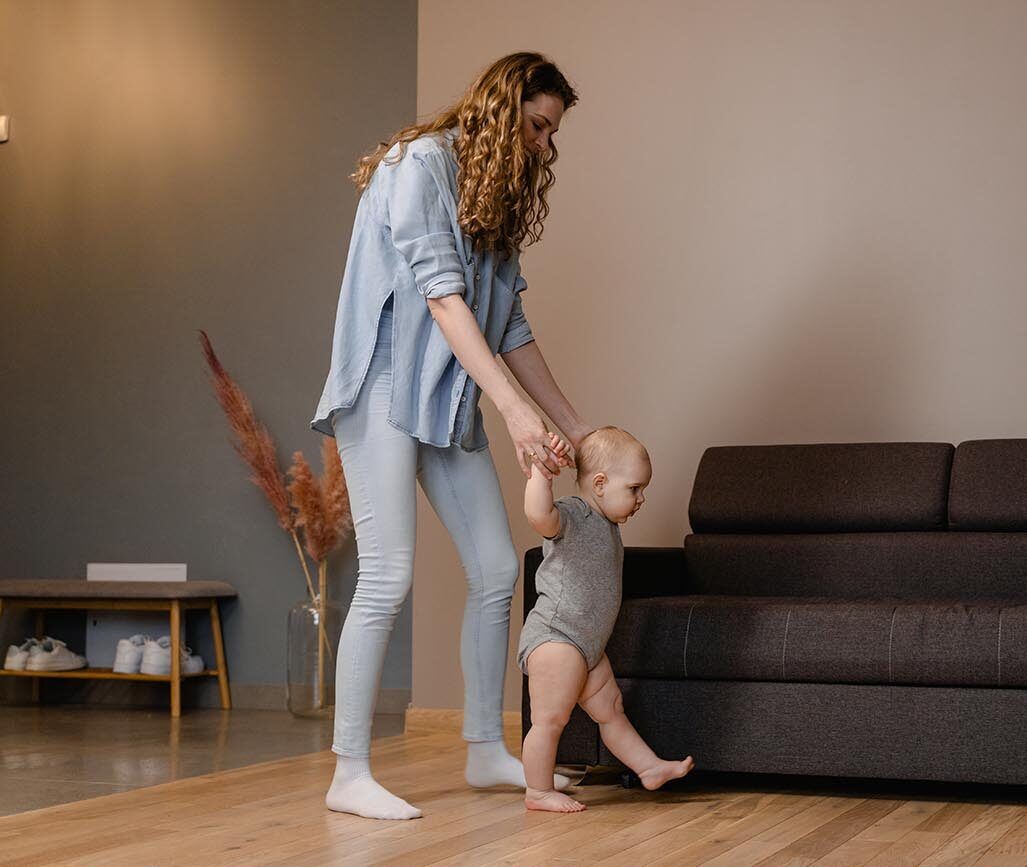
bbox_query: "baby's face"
[596,453,652,523]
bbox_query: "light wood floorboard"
[3,719,1027,866]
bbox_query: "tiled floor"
[0,705,404,816]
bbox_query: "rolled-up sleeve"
[499,272,535,354]
[386,150,466,301]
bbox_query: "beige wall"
[413,0,1027,712]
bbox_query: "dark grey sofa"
[521,440,1027,786]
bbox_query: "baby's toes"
[674,756,695,778]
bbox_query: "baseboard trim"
[405,706,520,734]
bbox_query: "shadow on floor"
[580,764,1027,806]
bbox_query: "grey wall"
[0,0,417,703]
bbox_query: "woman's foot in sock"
[524,786,587,813]
[325,755,422,820]
[465,740,570,790]
[638,755,695,791]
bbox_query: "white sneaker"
[25,637,88,671]
[112,634,150,674]
[4,638,40,670]
[140,636,204,676]
[182,649,204,676]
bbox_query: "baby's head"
[574,426,652,524]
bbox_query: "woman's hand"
[504,399,562,479]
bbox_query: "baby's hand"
[547,431,574,469]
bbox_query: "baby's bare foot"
[524,786,587,813]
[638,756,695,791]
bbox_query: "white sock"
[325,754,422,820]
[464,739,571,790]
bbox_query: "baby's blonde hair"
[575,426,650,485]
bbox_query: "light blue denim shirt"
[310,126,534,451]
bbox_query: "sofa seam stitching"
[997,608,1004,686]
[781,608,792,680]
[888,606,898,685]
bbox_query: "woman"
[310,52,591,820]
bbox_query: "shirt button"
[472,303,479,311]
[474,272,480,283]
[460,396,467,402]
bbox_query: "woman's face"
[521,93,564,156]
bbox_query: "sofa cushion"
[523,546,686,615]
[685,532,1027,598]
[689,443,953,533]
[605,595,1027,688]
[595,680,1027,785]
[949,439,1027,531]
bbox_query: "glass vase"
[286,594,342,718]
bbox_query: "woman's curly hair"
[351,52,578,258]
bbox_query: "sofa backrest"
[949,439,1027,531]
[685,441,1027,598]
[689,443,953,533]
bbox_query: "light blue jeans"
[330,299,519,757]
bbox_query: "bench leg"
[210,600,231,710]
[170,600,181,718]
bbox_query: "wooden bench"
[0,580,236,717]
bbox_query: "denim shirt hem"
[309,406,490,453]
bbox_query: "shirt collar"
[440,126,459,168]
[570,495,593,517]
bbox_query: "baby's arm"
[524,464,561,539]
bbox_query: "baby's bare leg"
[578,654,694,790]
[522,642,588,812]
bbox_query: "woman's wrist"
[495,389,528,420]
[566,422,594,450]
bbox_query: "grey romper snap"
[517,495,624,674]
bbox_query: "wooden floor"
[3,717,1027,866]
[0,705,349,815]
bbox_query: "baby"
[517,426,695,812]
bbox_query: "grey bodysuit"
[517,495,624,674]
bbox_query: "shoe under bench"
[0,580,236,718]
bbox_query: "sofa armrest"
[523,545,688,616]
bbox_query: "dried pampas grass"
[287,452,327,563]
[200,330,355,710]
[199,331,294,532]
[287,440,353,564]
[322,436,354,539]
[199,331,353,603]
